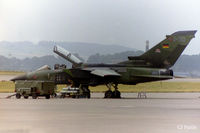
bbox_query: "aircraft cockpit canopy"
[53,45,82,65]
[36,65,51,71]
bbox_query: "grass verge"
[1,81,200,93]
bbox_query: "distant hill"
[0,41,200,78]
[172,55,200,77]
[0,41,136,59]
[87,51,144,64]
[0,50,143,71]
[0,55,71,71]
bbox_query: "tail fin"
[128,30,197,68]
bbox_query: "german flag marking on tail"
[163,44,169,48]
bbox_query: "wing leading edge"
[89,69,121,77]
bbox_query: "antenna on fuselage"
[145,40,149,52]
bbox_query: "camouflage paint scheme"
[11,31,197,98]
[61,31,196,86]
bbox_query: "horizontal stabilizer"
[134,74,172,79]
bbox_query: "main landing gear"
[78,85,91,99]
[104,83,121,98]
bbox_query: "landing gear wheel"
[16,93,21,99]
[105,83,121,98]
[86,92,91,99]
[85,88,91,99]
[104,90,113,98]
[45,95,50,99]
[112,90,121,98]
[80,85,91,99]
[32,93,37,99]
[24,96,29,99]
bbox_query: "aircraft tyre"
[45,94,50,99]
[81,85,91,99]
[16,93,21,99]
[104,90,113,98]
[24,96,29,99]
[86,88,91,99]
[87,92,91,99]
[112,90,121,98]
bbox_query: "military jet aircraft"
[11,30,197,98]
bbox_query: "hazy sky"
[0,0,199,54]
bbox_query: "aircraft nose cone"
[10,74,27,81]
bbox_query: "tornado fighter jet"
[11,30,197,98]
